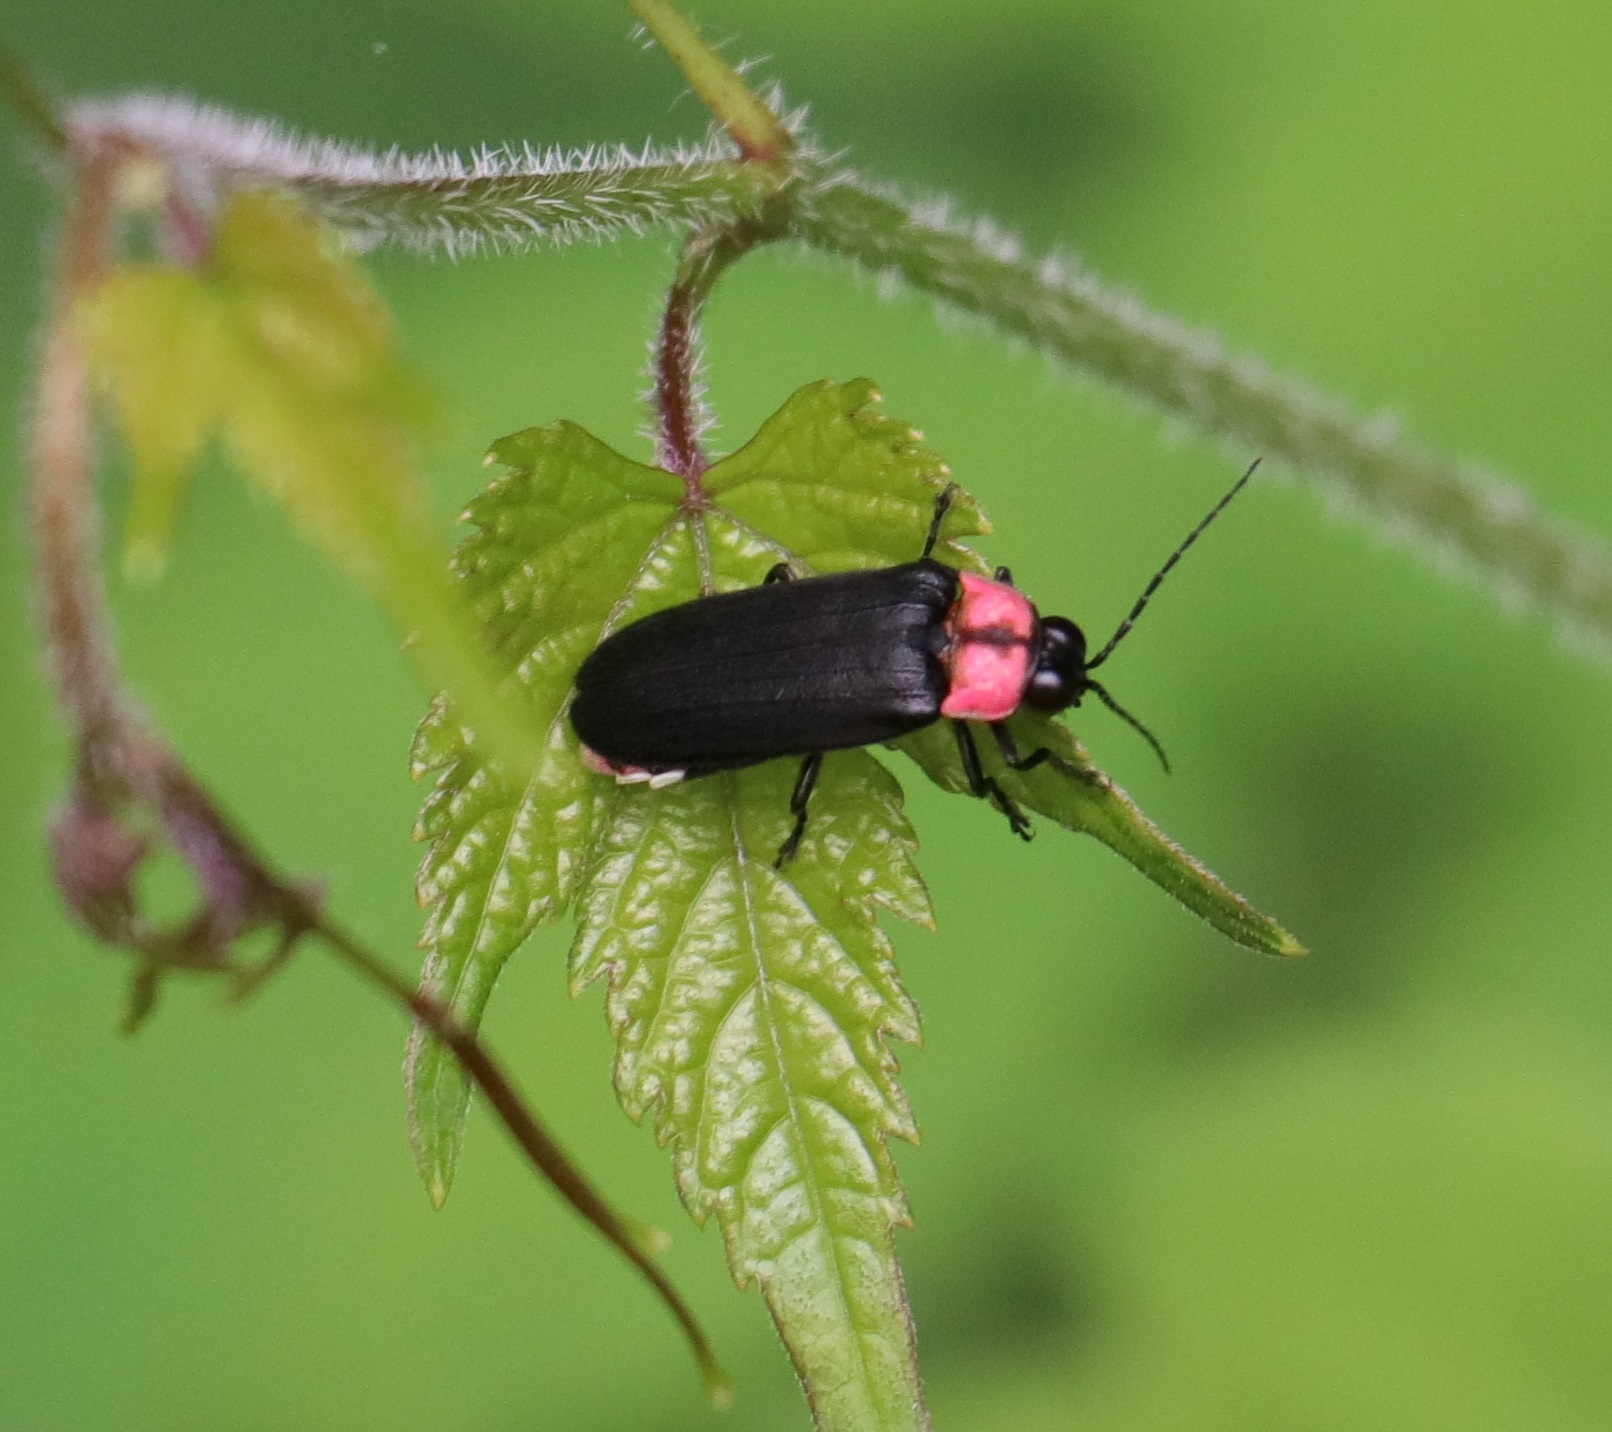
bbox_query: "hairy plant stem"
[29,142,723,1397]
[45,67,1612,652]
[67,95,777,258]
[792,178,1612,644]
[653,218,786,484]
[629,0,795,164]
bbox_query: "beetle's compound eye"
[1024,616,1089,711]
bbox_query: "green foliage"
[411,377,1297,1426]
[570,755,929,1431]
[409,421,685,1204]
[74,191,548,778]
[11,3,1612,1428]
[412,379,974,1425]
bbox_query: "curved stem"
[653,219,784,485]
[28,141,725,1399]
[32,144,122,740]
[318,915,730,1404]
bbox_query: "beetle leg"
[991,722,1096,783]
[991,721,1050,772]
[774,752,824,869]
[920,483,961,560]
[764,562,796,585]
[953,721,1033,841]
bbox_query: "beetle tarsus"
[774,752,824,868]
[954,721,1033,841]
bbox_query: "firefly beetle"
[571,462,1258,866]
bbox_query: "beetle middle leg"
[774,752,824,869]
[953,722,1033,841]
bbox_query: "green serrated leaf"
[709,375,988,572]
[570,755,928,1432]
[413,379,958,1423]
[409,379,966,1202]
[408,424,683,1201]
[899,714,1304,957]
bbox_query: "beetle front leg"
[991,721,1052,773]
[953,722,1033,841]
[774,752,824,869]
[991,722,1096,784]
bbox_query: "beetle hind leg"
[953,722,1033,841]
[774,752,824,869]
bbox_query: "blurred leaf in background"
[2,0,1611,1429]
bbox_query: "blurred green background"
[4,1,1612,1428]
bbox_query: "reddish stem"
[28,137,724,1394]
[651,219,784,492]
[653,272,710,486]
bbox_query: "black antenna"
[1088,680,1171,774]
[1087,458,1262,671]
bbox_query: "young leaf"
[899,714,1304,957]
[707,377,985,572]
[413,377,1293,1419]
[74,190,548,779]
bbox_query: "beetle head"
[1026,614,1171,772]
[1023,616,1089,712]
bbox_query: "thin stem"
[0,41,68,152]
[67,96,775,258]
[629,0,794,165]
[654,219,786,484]
[317,915,731,1405]
[31,142,123,742]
